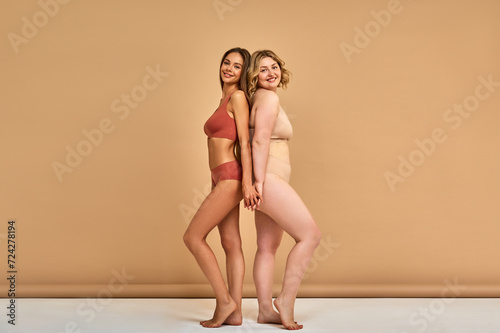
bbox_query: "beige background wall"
[1,0,499,298]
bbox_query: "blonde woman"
[247,50,321,330]
[183,47,261,328]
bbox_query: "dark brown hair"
[219,47,251,100]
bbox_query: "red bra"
[204,93,238,141]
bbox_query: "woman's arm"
[251,90,280,193]
[230,90,261,209]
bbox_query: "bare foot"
[274,297,303,330]
[257,308,282,324]
[200,298,237,328]
[223,309,242,325]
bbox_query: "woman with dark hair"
[183,47,261,328]
[247,49,322,330]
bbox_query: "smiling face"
[220,52,244,87]
[257,56,281,92]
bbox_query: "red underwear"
[211,160,242,187]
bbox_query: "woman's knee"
[298,222,322,248]
[220,234,242,253]
[183,231,192,249]
[310,225,322,248]
[183,230,201,252]
[256,237,282,254]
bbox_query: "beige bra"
[270,106,293,142]
[250,106,293,142]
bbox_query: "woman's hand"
[243,182,262,211]
[254,182,263,201]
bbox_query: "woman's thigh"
[186,180,242,238]
[258,174,317,242]
[255,210,284,250]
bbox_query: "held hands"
[254,182,263,201]
[242,182,263,211]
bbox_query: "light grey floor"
[1,298,499,333]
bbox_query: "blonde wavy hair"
[247,50,292,99]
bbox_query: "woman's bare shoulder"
[253,89,279,106]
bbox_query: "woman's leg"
[216,203,244,325]
[259,174,322,330]
[183,180,243,328]
[254,210,284,324]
